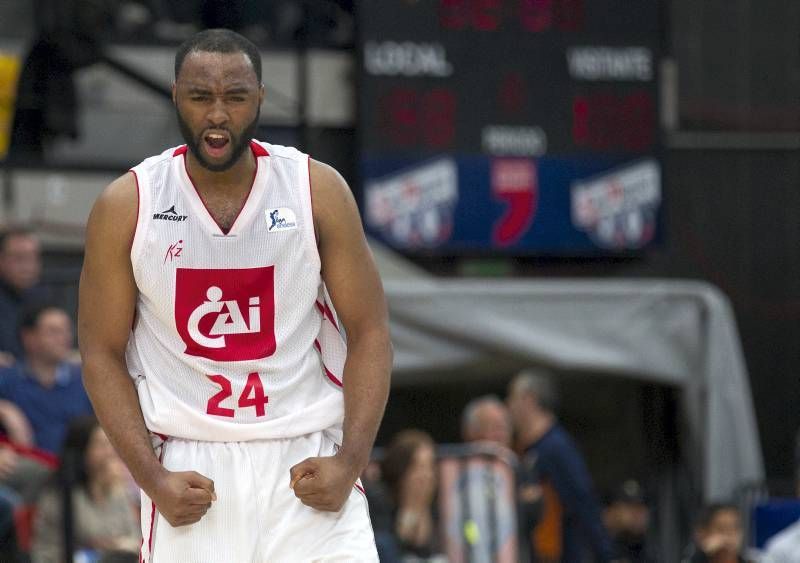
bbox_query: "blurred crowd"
[0,227,139,562]
[0,225,795,562]
[365,372,800,563]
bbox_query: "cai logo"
[175,267,275,361]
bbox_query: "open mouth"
[203,132,230,157]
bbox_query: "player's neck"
[185,149,256,193]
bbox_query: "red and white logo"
[175,267,275,361]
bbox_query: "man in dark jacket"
[507,369,614,562]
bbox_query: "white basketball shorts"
[139,431,378,562]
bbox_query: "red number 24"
[206,373,269,418]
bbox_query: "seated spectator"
[461,394,512,448]
[369,429,442,562]
[0,227,47,363]
[32,416,140,563]
[0,399,54,504]
[685,503,753,563]
[604,479,653,562]
[0,303,93,454]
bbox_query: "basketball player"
[78,29,391,562]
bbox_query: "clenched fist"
[290,454,360,512]
[150,470,216,527]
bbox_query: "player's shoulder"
[251,139,305,161]
[310,158,353,210]
[132,144,183,170]
[89,172,138,231]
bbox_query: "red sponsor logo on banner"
[491,159,538,247]
[175,267,275,361]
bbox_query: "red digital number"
[472,0,503,31]
[620,91,654,151]
[206,373,269,418]
[520,0,552,32]
[382,88,457,149]
[572,95,590,145]
[440,0,468,29]
[440,0,582,31]
[439,0,502,31]
[554,0,584,31]
[421,89,457,148]
[520,0,584,32]
[572,91,655,151]
[384,88,419,146]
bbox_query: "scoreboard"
[357,0,662,254]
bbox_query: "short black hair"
[18,301,66,337]
[695,502,739,530]
[174,29,262,82]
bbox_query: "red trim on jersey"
[250,140,269,156]
[144,441,167,562]
[129,170,141,253]
[181,145,261,235]
[354,482,366,495]
[313,339,343,388]
[323,301,340,332]
[316,300,341,333]
[173,142,266,158]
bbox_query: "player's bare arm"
[290,160,393,512]
[79,173,216,526]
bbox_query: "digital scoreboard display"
[357,0,662,254]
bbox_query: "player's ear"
[258,83,265,106]
[172,82,177,105]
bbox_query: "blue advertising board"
[362,155,660,254]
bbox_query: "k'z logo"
[175,267,275,361]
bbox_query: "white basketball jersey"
[126,140,346,442]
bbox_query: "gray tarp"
[371,242,765,502]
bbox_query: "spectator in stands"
[461,394,512,447]
[369,429,442,562]
[761,428,800,561]
[32,416,140,562]
[0,227,46,363]
[0,303,92,454]
[684,503,752,563]
[506,368,613,562]
[461,395,528,561]
[604,479,654,562]
[0,398,54,504]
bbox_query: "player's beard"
[176,107,260,173]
